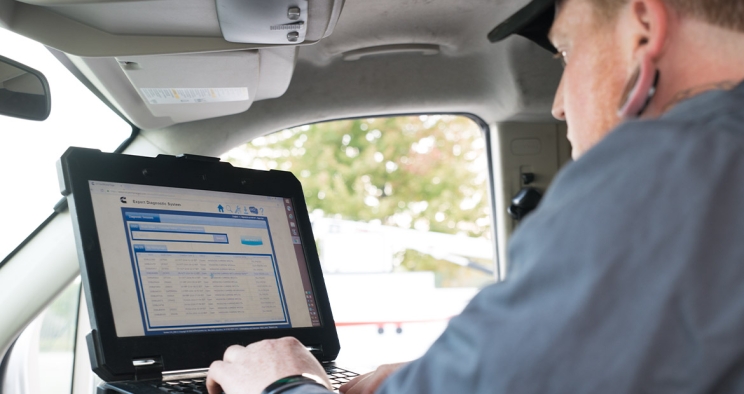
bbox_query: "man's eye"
[553,51,568,67]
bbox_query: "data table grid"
[136,252,288,330]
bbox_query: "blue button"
[241,236,263,246]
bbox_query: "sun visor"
[109,48,295,127]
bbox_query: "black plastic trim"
[0,54,52,121]
[67,282,84,394]
[487,0,557,53]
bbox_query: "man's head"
[551,0,744,158]
[549,0,630,158]
[494,0,744,159]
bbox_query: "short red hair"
[589,0,744,32]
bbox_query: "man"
[207,0,744,392]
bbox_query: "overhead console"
[0,0,344,128]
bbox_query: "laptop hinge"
[174,153,221,163]
[307,345,323,359]
[132,357,164,381]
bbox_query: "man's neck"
[644,18,744,117]
[660,80,741,113]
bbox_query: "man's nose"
[552,77,566,121]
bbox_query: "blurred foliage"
[39,279,79,352]
[223,115,493,285]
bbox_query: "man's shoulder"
[549,85,744,207]
[510,86,744,269]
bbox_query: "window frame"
[0,112,500,394]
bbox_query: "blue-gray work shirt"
[288,81,744,393]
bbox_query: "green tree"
[223,115,493,286]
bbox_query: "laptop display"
[59,149,347,385]
[88,181,322,337]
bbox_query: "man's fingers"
[223,344,246,363]
[206,360,226,394]
[339,372,370,393]
[206,338,331,394]
[342,363,408,394]
[357,371,388,394]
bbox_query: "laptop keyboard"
[152,379,208,393]
[149,366,359,393]
[325,365,360,391]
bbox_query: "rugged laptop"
[58,147,358,393]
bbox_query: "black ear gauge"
[637,71,660,117]
[617,56,660,119]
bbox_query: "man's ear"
[617,0,670,118]
[630,0,670,60]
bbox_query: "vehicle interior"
[0,0,573,392]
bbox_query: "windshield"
[222,115,495,371]
[0,28,132,260]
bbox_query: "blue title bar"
[123,210,267,230]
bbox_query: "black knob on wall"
[507,187,542,221]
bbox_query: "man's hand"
[207,337,332,394]
[338,362,408,394]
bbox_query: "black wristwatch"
[260,373,329,394]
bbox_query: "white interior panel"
[2,0,345,56]
[1,1,259,56]
[491,122,571,276]
[0,212,79,360]
[47,0,223,37]
[254,47,297,101]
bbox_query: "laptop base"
[97,363,358,394]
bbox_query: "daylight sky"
[0,28,131,259]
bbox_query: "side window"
[2,278,81,394]
[222,115,494,371]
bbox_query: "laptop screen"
[88,180,321,337]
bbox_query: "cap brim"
[488,0,557,53]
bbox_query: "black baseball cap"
[488,0,557,53]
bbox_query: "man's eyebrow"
[549,0,566,45]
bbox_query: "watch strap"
[261,374,329,394]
